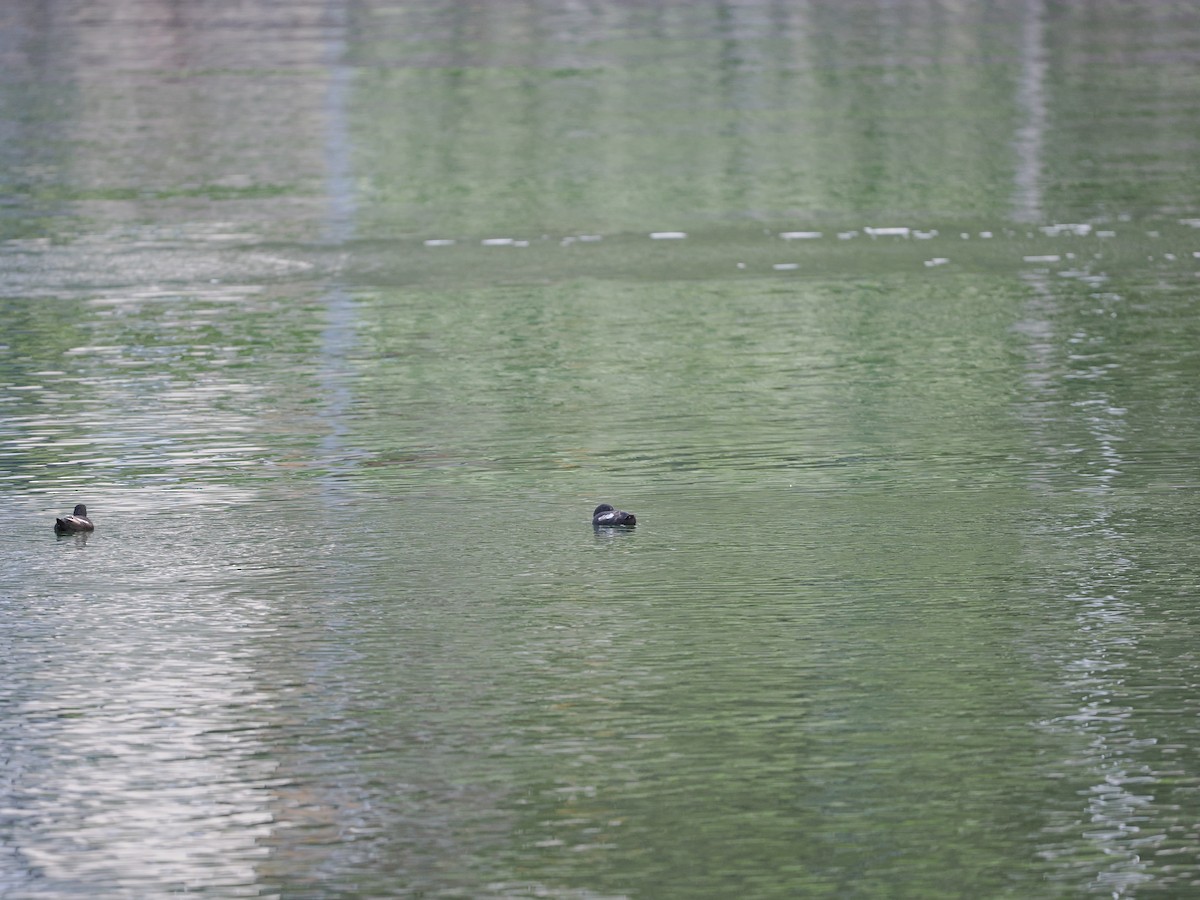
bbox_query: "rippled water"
[4,1,1200,897]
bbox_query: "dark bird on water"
[593,503,637,528]
[54,504,94,534]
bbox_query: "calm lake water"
[4,1,1200,897]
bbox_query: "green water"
[4,2,1200,897]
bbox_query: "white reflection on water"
[1013,0,1047,223]
[1018,272,1154,894]
[318,2,359,499]
[5,596,279,895]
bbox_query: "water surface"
[4,2,1200,897]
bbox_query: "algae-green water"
[4,2,1200,896]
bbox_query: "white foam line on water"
[1042,223,1092,236]
[412,218,1157,258]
